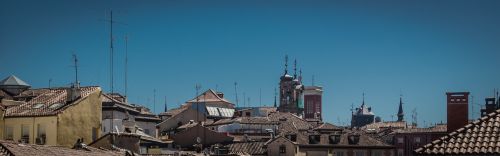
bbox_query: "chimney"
[446,92,469,133]
[66,84,81,103]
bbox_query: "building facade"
[303,86,323,120]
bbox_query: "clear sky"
[1,0,500,127]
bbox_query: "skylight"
[49,103,63,109]
[32,103,44,109]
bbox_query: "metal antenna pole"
[110,10,114,93]
[125,34,128,97]
[72,53,79,87]
[234,82,238,107]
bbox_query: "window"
[414,137,421,143]
[92,127,98,141]
[21,125,30,143]
[309,135,321,144]
[144,129,150,135]
[397,137,404,144]
[5,126,13,140]
[245,112,251,117]
[397,149,404,156]
[451,99,455,102]
[286,134,297,142]
[36,124,46,145]
[372,151,382,156]
[335,151,344,156]
[355,151,364,156]
[279,145,286,153]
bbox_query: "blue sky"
[1,0,500,127]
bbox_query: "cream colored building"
[0,84,102,147]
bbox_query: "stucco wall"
[267,137,297,156]
[57,88,102,147]
[2,116,58,145]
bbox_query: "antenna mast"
[72,53,79,87]
[153,89,156,114]
[125,34,128,97]
[110,10,114,93]
[234,82,238,107]
[259,88,262,107]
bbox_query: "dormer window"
[348,134,360,144]
[309,135,321,144]
[286,134,297,142]
[329,134,341,144]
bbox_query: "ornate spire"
[294,59,297,78]
[362,92,365,106]
[299,68,302,83]
[284,55,288,75]
[397,95,404,121]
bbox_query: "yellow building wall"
[57,89,102,147]
[2,116,58,145]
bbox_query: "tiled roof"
[226,141,266,155]
[186,89,232,104]
[415,109,500,155]
[209,117,276,126]
[394,124,446,134]
[159,107,187,116]
[362,121,408,131]
[314,122,342,131]
[268,112,313,133]
[5,86,100,117]
[0,140,127,156]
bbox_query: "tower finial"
[362,92,365,106]
[284,55,288,75]
[294,59,297,78]
[299,68,302,83]
[398,94,404,121]
[164,96,168,112]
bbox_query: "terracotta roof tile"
[5,86,100,117]
[415,109,500,155]
[0,140,127,156]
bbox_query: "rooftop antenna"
[48,78,52,88]
[248,97,251,107]
[243,92,246,107]
[72,53,79,87]
[164,96,168,112]
[109,10,114,93]
[312,75,315,86]
[215,84,218,92]
[124,34,128,97]
[412,108,418,127]
[195,84,201,122]
[274,87,277,107]
[103,10,127,94]
[259,88,262,107]
[234,82,238,107]
[153,89,156,114]
[299,68,302,83]
[350,103,354,114]
[284,55,288,75]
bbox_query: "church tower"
[278,55,304,115]
[397,96,404,121]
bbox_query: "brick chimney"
[446,92,469,133]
